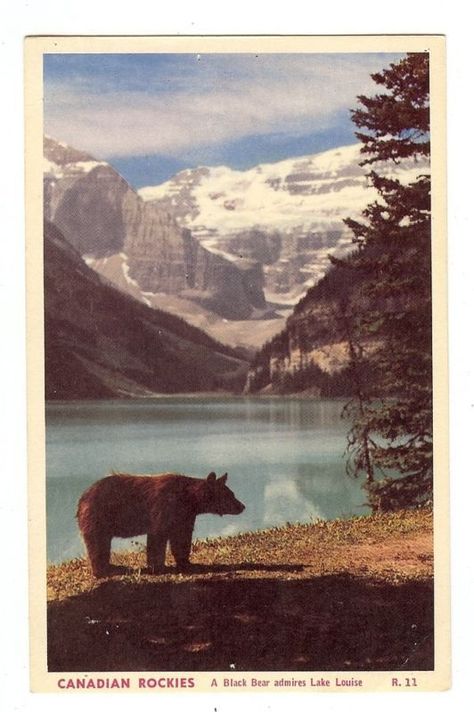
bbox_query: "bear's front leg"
[146,531,167,573]
[83,531,112,578]
[169,519,195,572]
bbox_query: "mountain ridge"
[44,136,429,353]
[44,221,248,399]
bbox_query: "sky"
[44,52,403,188]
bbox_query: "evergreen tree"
[337,53,432,511]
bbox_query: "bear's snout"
[227,499,245,515]
[216,497,245,516]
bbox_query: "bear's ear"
[207,472,217,483]
[219,472,228,484]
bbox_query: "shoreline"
[48,508,433,601]
[45,392,350,405]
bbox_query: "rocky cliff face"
[139,144,429,306]
[244,249,419,397]
[46,163,129,256]
[244,265,362,395]
[44,221,248,399]
[44,137,267,320]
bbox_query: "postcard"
[25,34,449,693]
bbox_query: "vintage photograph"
[25,36,448,692]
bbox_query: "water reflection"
[294,463,368,519]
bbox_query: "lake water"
[46,397,368,563]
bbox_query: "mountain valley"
[43,135,429,393]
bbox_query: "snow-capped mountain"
[139,144,429,304]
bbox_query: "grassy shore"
[47,509,433,672]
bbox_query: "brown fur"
[77,471,245,577]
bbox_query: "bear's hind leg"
[147,532,167,573]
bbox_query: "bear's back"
[77,472,195,537]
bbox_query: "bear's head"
[201,472,245,516]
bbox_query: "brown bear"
[77,471,245,578]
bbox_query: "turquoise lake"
[45,397,368,563]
